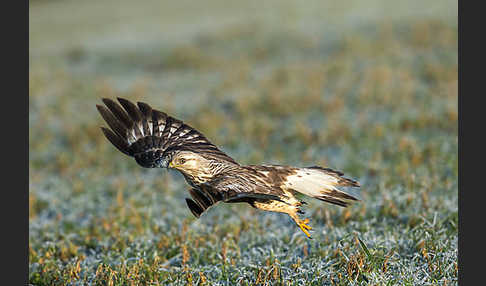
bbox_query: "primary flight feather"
[97,97,360,238]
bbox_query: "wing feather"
[101,98,133,130]
[185,198,205,218]
[117,97,145,136]
[136,101,153,135]
[100,127,131,155]
[96,105,130,141]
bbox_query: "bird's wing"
[185,173,285,218]
[96,97,237,167]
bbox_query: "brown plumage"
[97,97,361,238]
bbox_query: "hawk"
[97,97,360,238]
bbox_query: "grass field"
[29,0,457,284]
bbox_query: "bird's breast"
[182,172,213,187]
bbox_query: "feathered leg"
[252,199,313,239]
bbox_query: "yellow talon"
[297,218,313,238]
[302,218,311,227]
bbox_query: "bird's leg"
[296,201,306,214]
[252,198,313,238]
[288,212,313,239]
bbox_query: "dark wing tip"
[117,97,144,122]
[101,97,117,106]
[316,196,349,207]
[96,102,130,139]
[96,104,107,113]
[100,127,131,156]
[185,198,203,218]
[116,97,132,107]
[137,101,152,110]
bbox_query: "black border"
[10,0,28,284]
[458,0,482,284]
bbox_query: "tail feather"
[307,166,360,187]
[283,166,360,207]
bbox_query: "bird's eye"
[179,158,186,164]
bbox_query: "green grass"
[29,0,457,284]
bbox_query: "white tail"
[283,166,360,207]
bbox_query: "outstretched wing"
[96,97,237,168]
[185,173,285,218]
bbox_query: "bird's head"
[168,150,211,176]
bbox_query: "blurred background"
[29,0,457,284]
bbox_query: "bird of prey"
[96,97,360,238]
